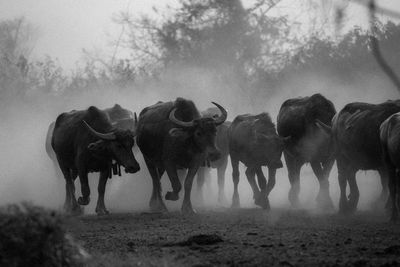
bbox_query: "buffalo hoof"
[316,194,334,211]
[385,199,392,211]
[338,201,356,216]
[150,199,168,213]
[288,194,300,208]
[371,197,388,211]
[231,196,240,208]
[67,204,83,216]
[195,192,205,207]
[182,204,196,215]
[347,197,358,214]
[390,211,398,222]
[339,207,356,216]
[95,208,110,216]
[338,201,348,215]
[63,202,71,213]
[255,196,270,210]
[78,196,90,206]
[165,191,179,201]
[218,194,228,206]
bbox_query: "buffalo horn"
[169,108,194,127]
[134,112,138,125]
[211,102,227,125]
[315,119,332,134]
[83,120,116,140]
[131,112,138,136]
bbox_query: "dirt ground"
[66,207,400,267]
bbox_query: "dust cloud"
[0,62,398,215]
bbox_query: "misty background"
[0,0,400,214]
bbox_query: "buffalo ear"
[88,140,107,152]
[315,119,332,135]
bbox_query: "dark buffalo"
[196,107,231,205]
[136,98,227,214]
[49,106,140,215]
[229,113,285,210]
[277,93,336,209]
[380,112,400,221]
[46,104,136,164]
[333,100,400,214]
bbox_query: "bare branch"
[353,0,400,19]
[368,0,400,92]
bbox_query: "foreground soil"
[66,208,400,266]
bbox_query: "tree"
[0,17,37,98]
[113,0,299,91]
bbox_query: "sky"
[0,0,399,70]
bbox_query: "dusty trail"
[66,208,400,266]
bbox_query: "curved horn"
[315,119,332,134]
[134,112,138,125]
[211,102,227,125]
[131,112,138,137]
[169,108,194,128]
[83,120,116,140]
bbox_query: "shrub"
[0,203,89,267]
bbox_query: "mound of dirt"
[0,203,89,267]
[166,234,224,247]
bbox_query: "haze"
[0,0,400,214]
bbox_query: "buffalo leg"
[95,170,110,215]
[64,177,72,212]
[145,158,167,212]
[377,169,390,210]
[337,157,350,214]
[347,170,359,213]
[255,166,270,210]
[61,168,72,212]
[231,156,240,208]
[56,158,72,213]
[266,168,276,196]
[387,165,398,221]
[182,164,200,214]
[69,169,81,214]
[77,168,90,206]
[311,161,334,210]
[165,162,182,201]
[246,167,263,208]
[58,160,81,214]
[285,152,301,208]
[196,167,206,206]
[217,157,228,204]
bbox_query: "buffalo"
[380,112,400,221]
[333,100,400,214]
[46,104,136,165]
[136,98,227,214]
[229,113,285,210]
[196,107,231,205]
[104,104,137,131]
[48,106,140,215]
[277,93,336,209]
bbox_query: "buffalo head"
[169,102,227,161]
[83,121,140,173]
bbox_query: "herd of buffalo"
[44,94,400,221]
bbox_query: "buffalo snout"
[270,160,283,169]
[125,162,140,173]
[208,150,221,162]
